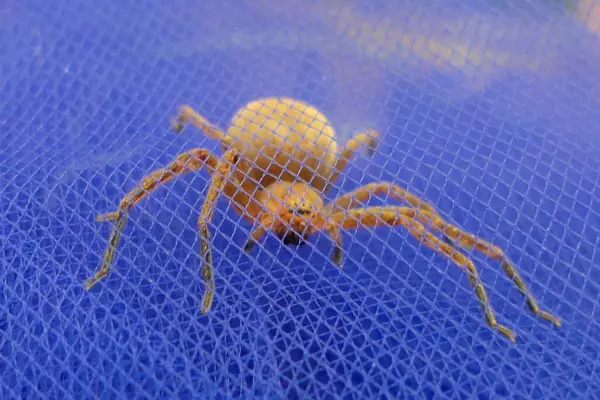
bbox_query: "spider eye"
[288,203,311,215]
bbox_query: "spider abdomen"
[226,97,340,192]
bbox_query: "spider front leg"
[322,181,438,217]
[413,209,561,327]
[329,206,518,342]
[84,148,219,290]
[324,130,380,193]
[197,148,242,314]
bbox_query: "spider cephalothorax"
[85,97,561,342]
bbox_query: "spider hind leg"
[324,129,380,193]
[171,105,231,146]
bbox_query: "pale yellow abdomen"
[226,97,339,192]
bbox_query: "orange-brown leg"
[83,148,219,290]
[326,185,561,327]
[197,148,242,314]
[330,206,521,342]
[323,130,380,194]
[325,220,343,266]
[243,215,275,253]
[413,209,561,327]
[322,181,438,218]
[171,105,233,147]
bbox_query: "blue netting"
[1,0,600,398]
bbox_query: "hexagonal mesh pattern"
[1,0,599,398]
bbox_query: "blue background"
[1,0,599,398]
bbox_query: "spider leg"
[325,220,343,266]
[84,148,219,290]
[171,105,233,147]
[243,215,275,253]
[329,206,518,342]
[322,182,458,247]
[197,148,242,314]
[413,209,561,327]
[324,130,380,194]
[322,181,438,217]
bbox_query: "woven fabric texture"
[1,0,599,399]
